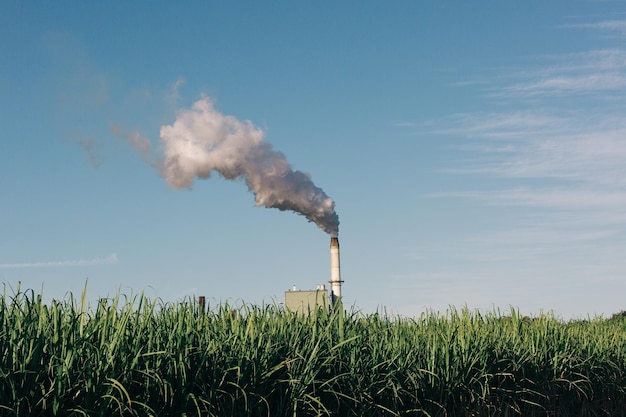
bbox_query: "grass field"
[1,286,625,416]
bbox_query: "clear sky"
[2,1,626,318]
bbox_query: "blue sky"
[2,1,626,318]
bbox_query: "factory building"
[284,285,328,313]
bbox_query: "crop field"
[1,287,625,417]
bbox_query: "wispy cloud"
[492,20,626,98]
[431,188,626,221]
[0,253,118,269]
[562,19,626,36]
[413,18,626,318]
[435,20,626,212]
[438,110,626,187]
[492,49,626,97]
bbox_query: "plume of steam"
[110,123,153,161]
[76,137,101,167]
[158,98,339,235]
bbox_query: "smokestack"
[329,237,343,306]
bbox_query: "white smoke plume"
[110,123,152,161]
[158,97,339,235]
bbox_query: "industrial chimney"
[329,237,343,306]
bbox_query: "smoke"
[110,123,153,161]
[157,97,339,235]
[76,137,101,168]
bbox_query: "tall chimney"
[329,237,343,306]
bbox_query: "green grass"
[1,286,625,416]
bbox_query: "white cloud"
[437,109,626,187]
[413,23,626,318]
[562,20,626,36]
[491,49,626,97]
